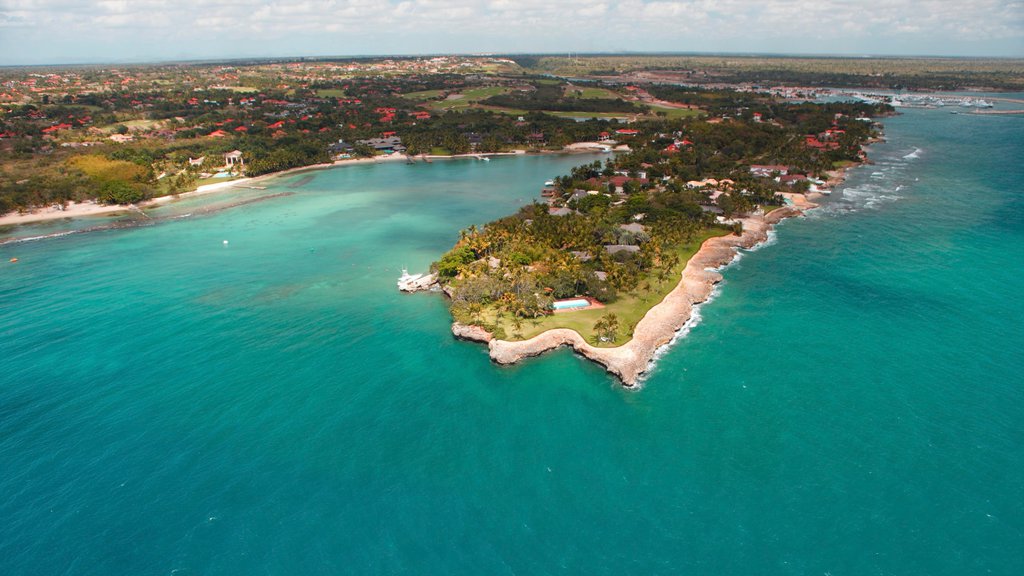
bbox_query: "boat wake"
[903,147,923,160]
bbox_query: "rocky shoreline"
[450,204,808,387]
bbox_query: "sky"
[0,0,1022,65]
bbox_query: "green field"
[97,119,164,133]
[400,89,445,100]
[428,86,512,110]
[315,88,347,98]
[549,111,637,120]
[486,227,733,346]
[649,105,705,119]
[564,85,620,99]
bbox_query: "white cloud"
[0,0,1020,63]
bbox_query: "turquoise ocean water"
[1,103,1022,574]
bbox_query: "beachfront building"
[356,136,405,153]
[224,150,244,168]
[329,139,354,155]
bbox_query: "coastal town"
[4,53,1017,221]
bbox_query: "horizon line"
[2,50,1023,69]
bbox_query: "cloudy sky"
[1,0,1021,65]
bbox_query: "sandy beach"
[453,204,810,387]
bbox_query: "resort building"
[224,150,244,168]
[356,136,405,153]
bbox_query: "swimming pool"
[552,298,590,310]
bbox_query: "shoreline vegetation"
[2,55,897,384]
[415,101,886,386]
[3,54,1012,221]
[451,204,807,387]
[446,181,848,387]
[0,149,593,227]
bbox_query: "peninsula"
[423,98,890,386]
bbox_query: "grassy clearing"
[486,227,733,346]
[428,86,512,110]
[564,85,621,99]
[649,105,704,119]
[400,89,445,100]
[218,86,259,93]
[315,88,347,98]
[97,119,162,133]
[548,111,635,120]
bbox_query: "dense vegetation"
[0,53,916,221]
[432,99,887,344]
[523,55,1024,91]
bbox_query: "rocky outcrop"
[452,322,493,343]
[482,207,806,387]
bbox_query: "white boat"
[397,268,424,287]
[544,180,555,186]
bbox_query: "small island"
[422,98,891,386]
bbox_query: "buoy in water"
[223,240,229,245]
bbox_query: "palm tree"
[593,313,619,343]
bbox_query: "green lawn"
[486,227,734,346]
[96,119,163,133]
[548,111,636,120]
[649,105,704,119]
[564,85,621,99]
[315,88,347,98]
[428,86,512,110]
[400,89,445,100]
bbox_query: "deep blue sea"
[2,101,1022,575]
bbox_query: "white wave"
[903,147,923,160]
[743,228,778,252]
[716,250,742,267]
[647,280,720,362]
[638,224,782,384]
[2,229,81,245]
